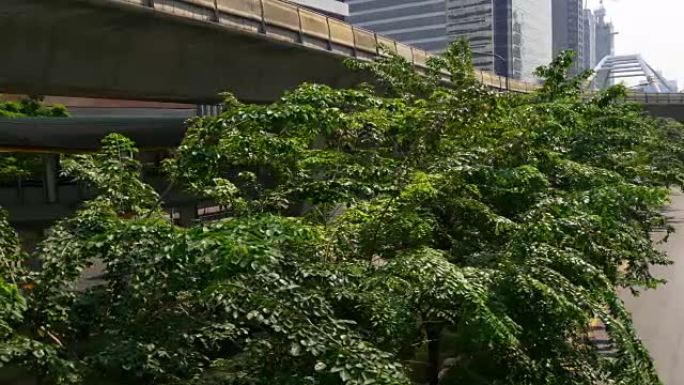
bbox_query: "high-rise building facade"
[509,0,553,81]
[552,0,586,73]
[344,0,449,52]
[594,5,615,64]
[582,9,596,69]
[289,0,349,19]
[445,1,495,71]
[345,0,551,82]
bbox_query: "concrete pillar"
[43,154,58,204]
[16,176,24,203]
[178,205,197,227]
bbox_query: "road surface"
[622,190,684,385]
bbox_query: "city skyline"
[344,0,553,82]
[586,0,682,91]
[341,0,681,91]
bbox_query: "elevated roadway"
[0,117,187,152]
[1,92,682,154]
[3,0,680,118]
[626,93,684,122]
[0,0,532,104]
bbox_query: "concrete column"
[43,155,59,204]
[178,204,197,227]
[16,176,24,203]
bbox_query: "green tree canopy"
[1,44,682,385]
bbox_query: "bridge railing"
[626,93,684,104]
[112,0,540,93]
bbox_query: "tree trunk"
[426,323,442,385]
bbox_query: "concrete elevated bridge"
[0,0,534,104]
[1,0,681,115]
[625,93,684,122]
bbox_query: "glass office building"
[493,0,552,81]
[583,9,597,69]
[345,0,551,82]
[446,0,497,73]
[515,0,553,81]
[344,0,450,52]
[552,0,587,73]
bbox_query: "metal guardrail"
[625,93,684,105]
[110,0,540,93]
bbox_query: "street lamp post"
[472,51,510,90]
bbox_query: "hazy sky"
[585,0,684,90]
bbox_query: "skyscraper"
[507,0,553,81]
[289,0,349,19]
[594,4,615,64]
[345,0,552,82]
[344,0,450,52]
[583,8,596,69]
[552,0,585,73]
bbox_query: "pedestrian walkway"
[622,190,684,385]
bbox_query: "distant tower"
[594,3,615,63]
[552,0,586,73]
[583,8,597,68]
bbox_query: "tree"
[1,44,681,384]
[0,97,76,384]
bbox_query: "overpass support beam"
[177,204,197,227]
[43,155,59,204]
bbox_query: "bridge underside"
[0,117,187,151]
[0,0,368,103]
